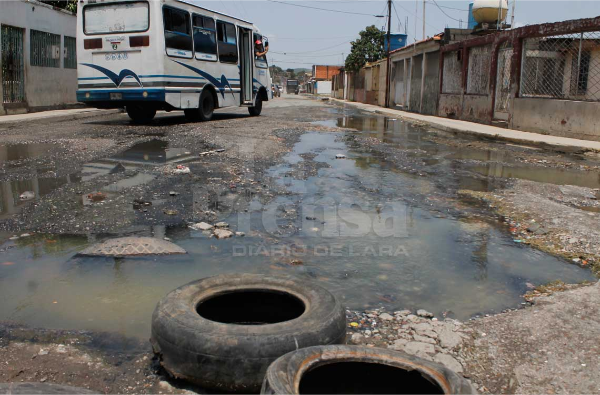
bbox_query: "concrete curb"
[328,98,600,153]
[0,108,123,126]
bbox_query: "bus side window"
[254,34,268,69]
[216,21,238,64]
[163,7,193,58]
[192,14,217,61]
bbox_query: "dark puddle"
[1,140,191,217]
[470,163,600,189]
[319,111,600,190]
[0,142,56,163]
[110,139,195,165]
[0,113,596,342]
[0,173,82,219]
[577,205,600,213]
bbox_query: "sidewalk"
[329,98,600,152]
[0,108,121,125]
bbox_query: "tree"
[345,25,385,72]
[41,1,77,12]
[286,68,296,79]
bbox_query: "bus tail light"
[130,36,150,47]
[84,38,102,50]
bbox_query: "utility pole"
[384,0,392,108]
[422,0,426,40]
[414,0,418,44]
[510,0,517,28]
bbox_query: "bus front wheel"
[125,104,156,123]
[248,95,262,116]
[126,105,156,124]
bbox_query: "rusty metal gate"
[494,44,513,121]
[1,25,25,104]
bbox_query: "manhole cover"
[79,237,186,257]
[0,383,97,394]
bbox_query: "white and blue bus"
[76,0,270,123]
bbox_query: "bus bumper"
[76,89,166,104]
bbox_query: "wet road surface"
[0,96,597,340]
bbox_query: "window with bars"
[30,29,61,68]
[64,36,77,69]
[521,32,600,102]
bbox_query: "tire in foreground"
[261,345,477,394]
[151,274,346,392]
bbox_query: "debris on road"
[335,154,346,159]
[87,192,106,202]
[19,191,35,201]
[173,165,190,174]
[213,229,233,239]
[190,222,214,231]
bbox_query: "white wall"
[315,81,332,95]
[0,0,77,114]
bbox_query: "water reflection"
[471,163,600,189]
[0,115,596,340]
[0,142,55,163]
[0,173,82,219]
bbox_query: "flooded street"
[0,97,596,341]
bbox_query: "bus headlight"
[142,91,148,98]
[85,92,90,98]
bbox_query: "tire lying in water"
[261,345,477,394]
[151,274,346,392]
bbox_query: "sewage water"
[0,114,596,340]
[0,142,56,163]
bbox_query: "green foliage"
[345,25,385,73]
[286,68,296,79]
[41,1,77,13]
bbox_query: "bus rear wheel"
[186,90,215,122]
[126,105,156,124]
[248,95,262,116]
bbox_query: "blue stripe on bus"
[78,75,240,82]
[139,74,206,80]
[78,77,110,81]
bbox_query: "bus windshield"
[84,1,149,35]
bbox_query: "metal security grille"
[1,24,25,103]
[442,51,462,94]
[495,43,513,115]
[521,31,600,102]
[30,29,61,68]
[63,36,77,69]
[467,44,493,95]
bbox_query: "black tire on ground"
[0,383,97,394]
[248,94,263,116]
[126,105,156,123]
[261,345,477,395]
[151,274,346,392]
[185,89,215,121]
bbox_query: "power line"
[266,0,385,17]
[393,0,441,32]
[274,35,357,41]
[392,2,403,32]
[270,40,351,55]
[430,0,462,22]
[431,2,468,12]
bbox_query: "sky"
[196,1,600,69]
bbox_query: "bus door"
[238,27,253,105]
